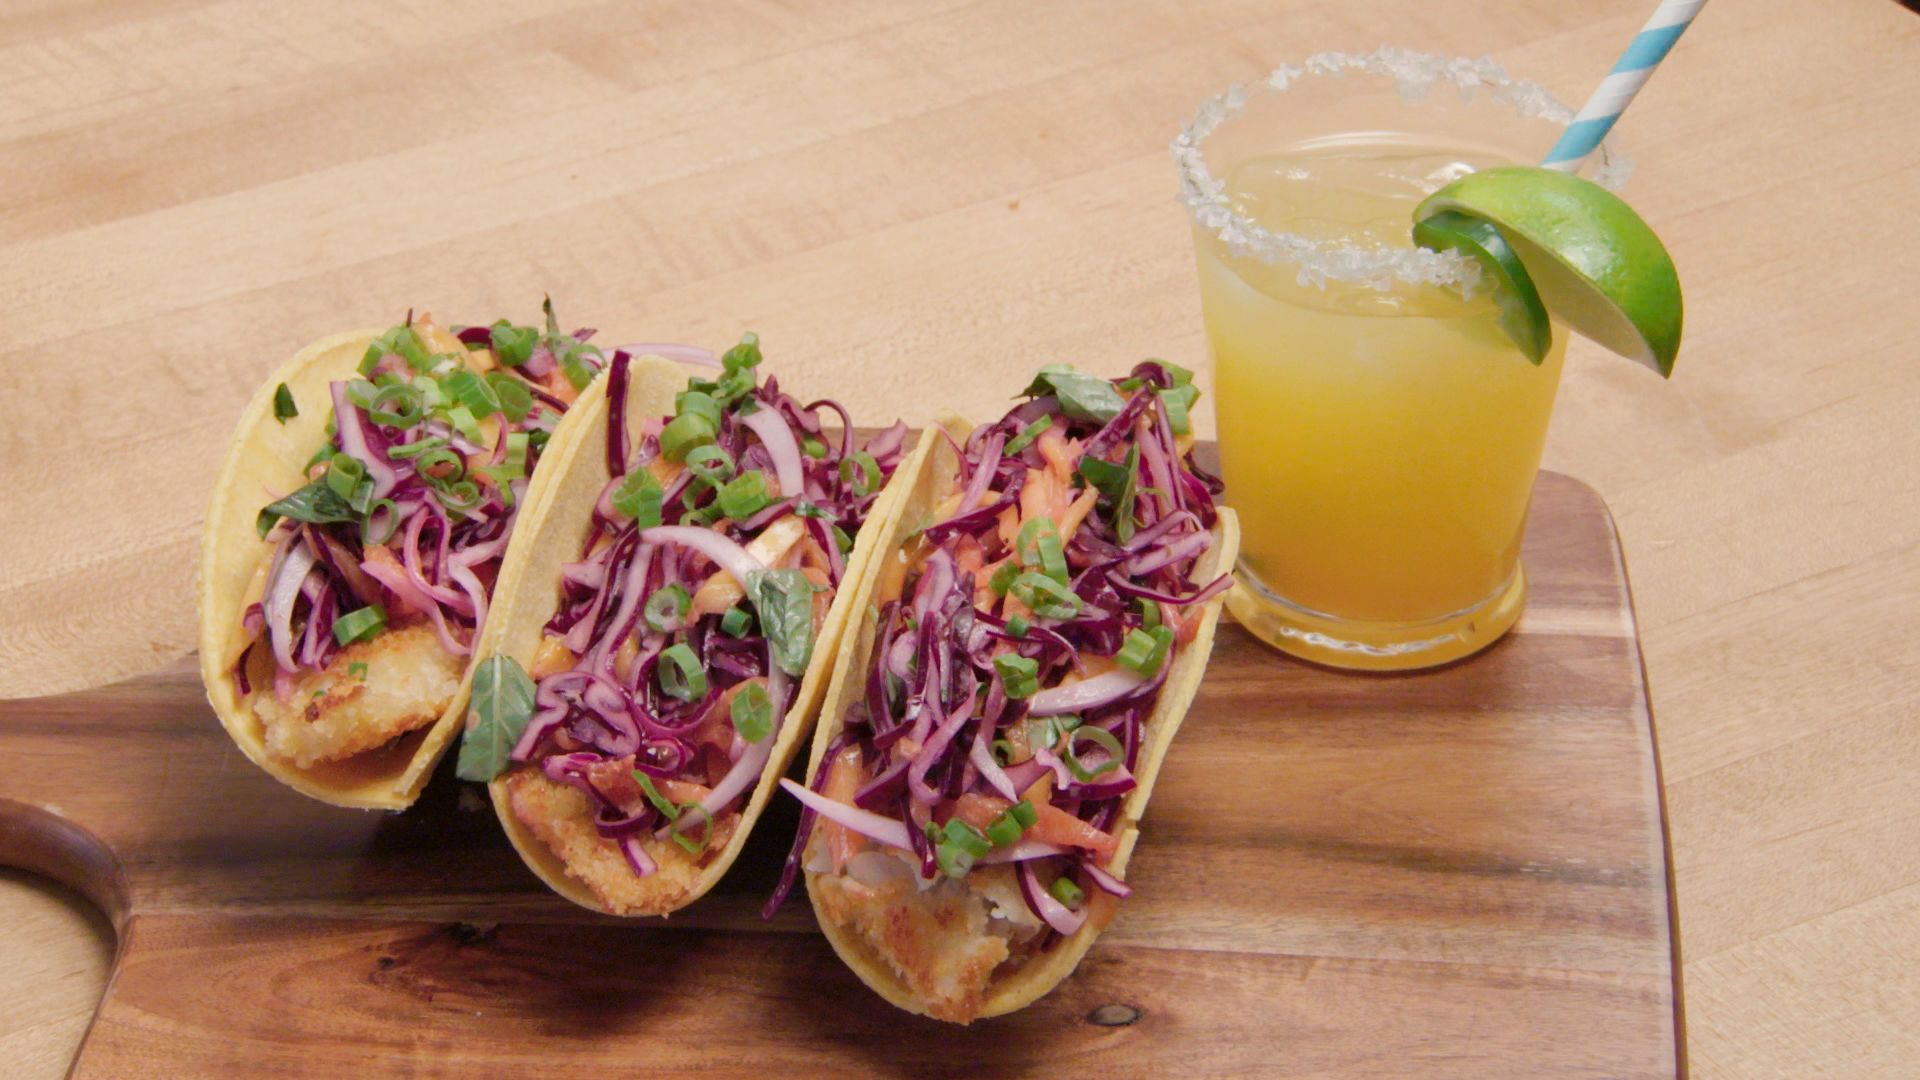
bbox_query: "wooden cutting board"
[0,470,1682,1079]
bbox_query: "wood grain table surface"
[0,1,1912,1077]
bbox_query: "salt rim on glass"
[1171,46,1632,297]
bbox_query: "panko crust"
[252,620,461,768]
[503,767,738,916]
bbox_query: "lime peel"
[1411,210,1551,365]
[1413,166,1682,377]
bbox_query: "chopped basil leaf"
[744,567,824,677]
[1021,364,1125,424]
[273,383,298,423]
[256,478,359,538]
[456,656,536,781]
[730,681,774,743]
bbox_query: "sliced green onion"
[359,499,398,545]
[993,653,1039,699]
[1158,384,1199,436]
[486,372,534,422]
[633,771,680,819]
[1115,624,1175,678]
[413,447,464,480]
[1049,875,1085,909]
[665,803,713,853]
[1011,572,1080,619]
[644,584,691,632]
[395,327,433,372]
[657,643,707,702]
[839,451,881,496]
[1025,714,1082,756]
[1005,614,1031,639]
[633,772,713,853]
[273,383,297,423]
[1064,726,1124,782]
[674,390,723,431]
[347,661,369,679]
[435,479,484,512]
[984,805,1026,847]
[1003,416,1052,456]
[611,469,664,526]
[730,681,774,743]
[1138,597,1162,631]
[720,607,753,638]
[716,470,774,521]
[489,321,538,367]
[387,435,450,460]
[992,738,1019,765]
[366,383,426,428]
[333,604,387,646]
[685,444,736,486]
[442,368,502,420]
[1008,799,1038,828]
[945,819,992,857]
[1016,518,1061,573]
[446,403,484,444]
[832,524,854,554]
[659,412,717,464]
[801,436,829,459]
[324,453,366,500]
[989,561,1020,598]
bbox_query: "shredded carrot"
[948,793,1012,833]
[1057,486,1099,544]
[529,635,578,680]
[690,514,808,616]
[1019,771,1117,854]
[1032,802,1119,855]
[822,744,868,872]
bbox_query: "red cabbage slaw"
[241,308,605,702]
[766,361,1228,934]
[505,337,909,879]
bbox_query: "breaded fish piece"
[503,768,738,916]
[809,851,1017,1024]
[252,621,462,768]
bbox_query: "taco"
[768,362,1238,1023]
[198,304,613,809]
[463,337,914,916]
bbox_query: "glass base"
[1226,562,1527,672]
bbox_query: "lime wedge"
[1411,209,1551,365]
[1414,166,1683,377]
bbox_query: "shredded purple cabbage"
[510,339,907,876]
[243,312,600,703]
[765,360,1227,928]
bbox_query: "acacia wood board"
[0,469,1682,1079]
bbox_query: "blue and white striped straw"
[1542,0,1707,172]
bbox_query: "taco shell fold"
[798,412,1238,1021]
[198,329,579,810]
[478,355,924,916]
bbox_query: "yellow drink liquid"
[1197,137,1566,668]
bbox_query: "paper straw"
[1542,0,1707,172]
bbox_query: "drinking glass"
[1174,49,1627,670]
